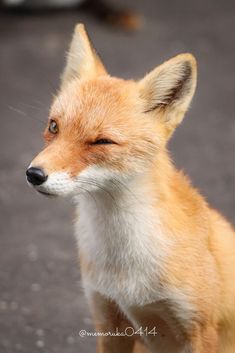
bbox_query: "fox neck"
[75,153,179,305]
[76,150,175,223]
[75,151,176,261]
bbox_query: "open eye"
[48,120,58,134]
[91,138,115,145]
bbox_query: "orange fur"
[28,25,235,353]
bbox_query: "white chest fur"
[75,183,172,308]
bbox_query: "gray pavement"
[0,0,235,352]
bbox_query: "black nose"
[26,167,48,186]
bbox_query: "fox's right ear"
[60,24,107,89]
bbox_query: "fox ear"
[60,24,107,89]
[139,54,197,134]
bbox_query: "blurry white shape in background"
[2,0,85,8]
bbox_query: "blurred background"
[0,0,234,352]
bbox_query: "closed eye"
[91,138,115,145]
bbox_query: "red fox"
[26,24,235,353]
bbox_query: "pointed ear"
[60,24,107,89]
[139,54,197,135]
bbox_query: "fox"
[26,24,235,353]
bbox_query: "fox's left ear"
[60,24,107,89]
[139,53,197,135]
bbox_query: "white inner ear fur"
[139,53,197,126]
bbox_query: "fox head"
[26,24,197,197]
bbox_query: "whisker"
[19,102,43,112]
[77,178,121,212]
[77,178,140,217]
[33,99,47,107]
[8,105,45,125]
[76,185,99,209]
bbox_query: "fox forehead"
[50,76,138,126]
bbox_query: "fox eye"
[92,138,114,145]
[49,120,58,134]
